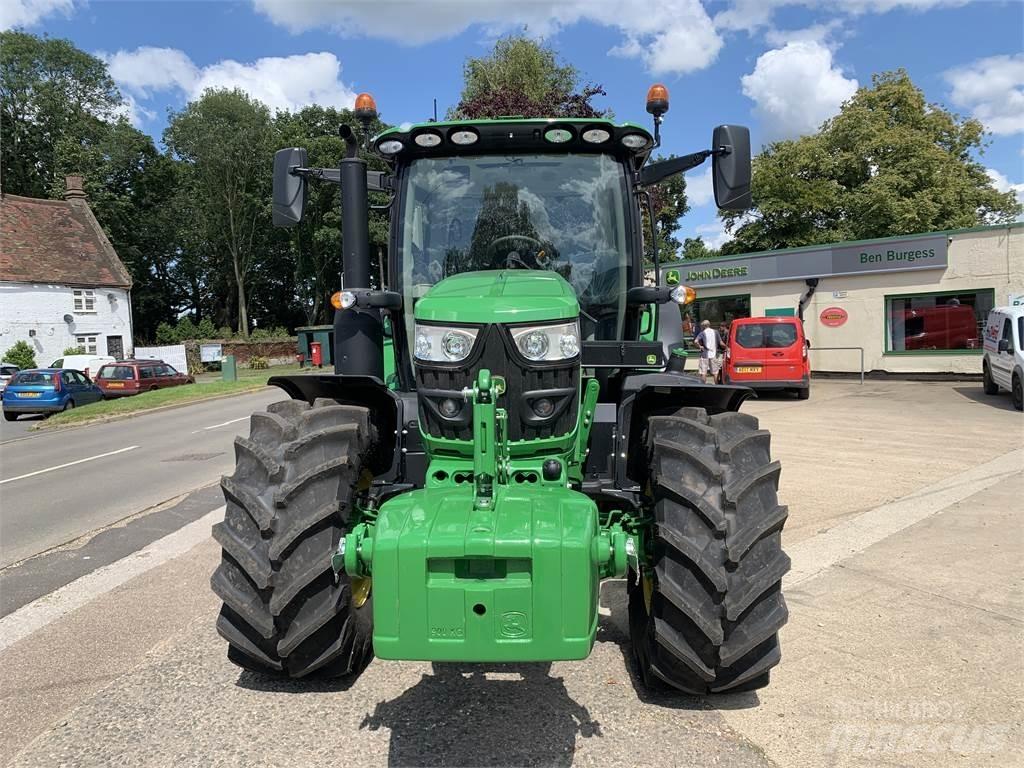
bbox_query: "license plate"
[107,382,124,388]
[18,392,42,398]
[735,366,762,373]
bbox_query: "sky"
[4,0,1023,244]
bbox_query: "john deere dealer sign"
[675,235,948,288]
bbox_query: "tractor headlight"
[511,321,581,362]
[413,324,479,363]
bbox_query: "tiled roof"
[0,193,132,289]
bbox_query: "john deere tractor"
[211,86,789,694]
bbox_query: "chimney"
[64,175,86,201]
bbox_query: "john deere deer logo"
[500,611,528,638]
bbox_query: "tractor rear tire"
[629,407,789,694]
[211,398,376,679]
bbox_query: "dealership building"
[664,223,1023,375]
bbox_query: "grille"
[416,324,579,442]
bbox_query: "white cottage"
[0,175,134,365]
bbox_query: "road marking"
[787,448,1023,587]
[0,506,224,653]
[191,416,249,434]
[0,445,139,485]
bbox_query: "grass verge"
[34,379,270,429]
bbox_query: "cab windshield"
[397,153,632,341]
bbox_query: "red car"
[95,359,193,398]
[723,316,811,399]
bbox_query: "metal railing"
[809,346,865,384]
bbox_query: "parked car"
[723,316,811,399]
[48,354,116,380]
[982,306,1023,411]
[95,359,193,398]
[2,368,104,420]
[0,363,19,392]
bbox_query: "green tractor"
[211,86,789,694]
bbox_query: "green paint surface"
[370,484,601,662]
[414,270,579,324]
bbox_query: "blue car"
[2,368,104,421]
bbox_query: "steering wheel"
[485,234,549,268]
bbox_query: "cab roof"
[373,117,655,170]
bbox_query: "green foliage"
[679,237,720,261]
[155,322,177,345]
[197,317,217,339]
[721,70,1022,253]
[642,156,690,264]
[217,326,235,340]
[249,326,291,341]
[63,345,86,355]
[2,341,37,369]
[452,36,607,119]
[0,31,123,198]
[247,355,269,370]
[174,316,198,340]
[164,89,275,337]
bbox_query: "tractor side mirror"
[711,125,752,211]
[273,147,308,227]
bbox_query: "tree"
[452,36,608,119]
[165,90,275,337]
[642,158,690,264]
[2,341,37,369]
[679,237,720,261]
[721,70,1021,254]
[0,31,123,198]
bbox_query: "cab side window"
[1001,319,1013,351]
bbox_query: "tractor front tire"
[211,398,375,679]
[629,407,789,694]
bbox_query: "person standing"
[695,320,720,384]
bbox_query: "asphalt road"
[0,380,1020,767]
[0,387,283,568]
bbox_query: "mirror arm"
[290,166,393,193]
[638,149,712,187]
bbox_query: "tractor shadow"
[360,662,601,767]
[596,580,762,712]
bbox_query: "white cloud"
[741,41,858,142]
[0,0,73,30]
[945,54,1024,135]
[252,0,723,75]
[763,20,842,48]
[986,168,1024,208]
[104,47,200,97]
[100,48,359,118]
[714,0,974,34]
[695,221,730,249]
[686,166,714,207]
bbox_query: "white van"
[48,354,116,380]
[981,306,1023,411]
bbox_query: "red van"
[723,317,811,399]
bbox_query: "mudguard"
[267,374,420,481]
[615,372,753,489]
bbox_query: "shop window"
[682,294,751,347]
[885,290,994,353]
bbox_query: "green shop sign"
[671,235,948,287]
